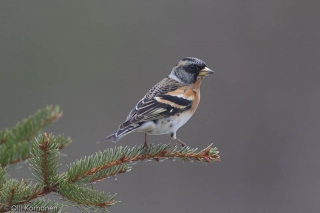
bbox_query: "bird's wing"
[120,77,194,128]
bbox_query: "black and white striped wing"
[120,78,192,128]
[121,94,192,128]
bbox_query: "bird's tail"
[98,124,140,143]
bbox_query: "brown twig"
[89,168,127,183]
[8,188,14,207]
[25,186,54,202]
[38,133,49,189]
[0,137,7,145]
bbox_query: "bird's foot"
[142,133,148,149]
[143,141,148,149]
[176,138,186,147]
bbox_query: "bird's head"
[169,57,214,85]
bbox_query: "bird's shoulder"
[125,77,183,120]
[144,77,185,100]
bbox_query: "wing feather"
[121,77,193,128]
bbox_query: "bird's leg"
[143,133,148,149]
[171,132,186,147]
[176,138,186,147]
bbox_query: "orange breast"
[166,76,203,114]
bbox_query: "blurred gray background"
[1,1,320,212]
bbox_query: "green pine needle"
[29,133,63,187]
[0,167,7,189]
[27,198,67,213]
[0,105,65,167]
[0,179,43,207]
[66,143,220,184]
[0,141,29,167]
[0,105,62,145]
[58,182,117,213]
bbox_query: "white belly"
[138,111,193,135]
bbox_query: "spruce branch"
[1,141,220,213]
[0,178,43,210]
[0,141,29,167]
[58,182,117,213]
[0,105,66,167]
[0,136,219,212]
[73,164,131,185]
[66,143,220,184]
[0,105,62,145]
[0,178,66,213]
[1,105,220,213]
[27,198,66,213]
[0,135,71,168]
[66,146,141,184]
[29,133,62,189]
[0,134,115,213]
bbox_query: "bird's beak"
[199,67,214,76]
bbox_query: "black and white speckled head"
[168,57,214,84]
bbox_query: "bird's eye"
[190,65,196,71]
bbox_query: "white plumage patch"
[168,93,194,101]
[154,97,186,109]
[137,111,193,136]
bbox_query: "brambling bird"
[99,57,214,147]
